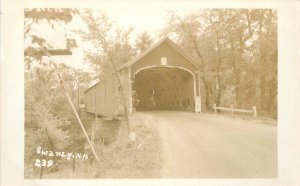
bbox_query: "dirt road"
[145,111,277,178]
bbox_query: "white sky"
[26,3,202,70]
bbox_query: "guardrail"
[213,104,257,117]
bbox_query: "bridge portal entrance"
[120,37,202,113]
[133,67,195,111]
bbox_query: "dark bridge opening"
[133,67,195,111]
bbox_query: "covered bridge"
[84,37,204,117]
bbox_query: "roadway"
[144,111,277,178]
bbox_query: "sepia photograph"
[4,0,300,185]
[23,7,279,179]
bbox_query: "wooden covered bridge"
[84,37,204,117]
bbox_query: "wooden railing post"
[252,106,257,117]
[213,104,256,117]
[213,104,217,114]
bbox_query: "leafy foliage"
[78,9,138,132]
[162,9,277,118]
[135,31,153,53]
[24,9,94,178]
[24,8,79,69]
[78,10,136,79]
[25,62,94,178]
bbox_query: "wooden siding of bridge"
[84,37,204,117]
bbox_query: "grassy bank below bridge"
[42,112,164,178]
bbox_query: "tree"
[24,8,79,69]
[250,9,277,116]
[25,64,72,178]
[24,8,96,178]
[135,31,153,53]
[162,11,209,110]
[162,9,277,117]
[78,9,136,133]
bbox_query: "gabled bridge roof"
[118,37,200,71]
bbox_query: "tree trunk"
[215,27,223,108]
[107,52,131,134]
[72,156,76,172]
[200,75,211,110]
[39,128,54,179]
[39,166,44,179]
[216,85,222,107]
[259,16,266,112]
[187,31,212,111]
[230,40,242,108]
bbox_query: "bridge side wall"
[84,70,131,117]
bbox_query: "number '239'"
[34,159,53,167]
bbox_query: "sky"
[25,3,202,71]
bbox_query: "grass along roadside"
[43,112,164,178]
